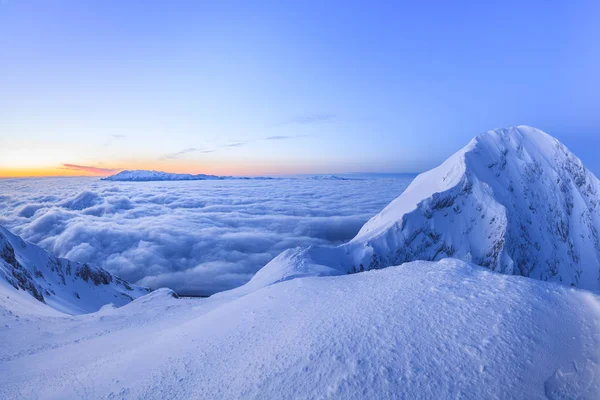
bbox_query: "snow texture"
[0,260,598,399]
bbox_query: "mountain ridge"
[240,126,600,292]
[0,224,149,314]
[102,170,368,182]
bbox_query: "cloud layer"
[0,175,412,295]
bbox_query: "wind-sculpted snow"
[1,260,598,399]
[0,175,412,295]
[249,126,600,291]
[0,225,148,314]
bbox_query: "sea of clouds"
[0,175,413,295]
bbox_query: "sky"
[1,0,599,177]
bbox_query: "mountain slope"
[0,225,149,314]
[245,126,600,291]
[1,260,598,399]
[349,125,600,289]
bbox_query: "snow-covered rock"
[0,225,149,314]
[246,126,600,291]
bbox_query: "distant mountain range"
[102,170,359,182]
[102,170,229,181]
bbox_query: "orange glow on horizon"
[0,167,108,178]
[0,160,339,179]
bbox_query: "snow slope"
[0,225,149,314]
[247,126,600,291]
[1,259,598,399]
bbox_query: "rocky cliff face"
[346,126,600,289]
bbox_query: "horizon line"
[0,170,421,179]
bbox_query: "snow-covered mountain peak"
[244,126,600,292]
[347,125,600,289]
[356,127,555,238]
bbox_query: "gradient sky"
[1,0,599,177]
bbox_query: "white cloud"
[0,176,412,295]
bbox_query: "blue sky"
[1,0,599,176]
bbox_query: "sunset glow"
[2,1,600,398]
[0,161,346,179]
[3,1,598,178]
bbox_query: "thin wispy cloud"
[60,164,120,175]
[161,147,214,160]
[264,134,310,141]
[103,134,127,147]
[162,147,199,160]
[285,113,336,125]
[158,119,318,161]
[224,142,247,148]
[265,135,292,140]
[159,141,248,160]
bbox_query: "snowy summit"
[249,126,600,292]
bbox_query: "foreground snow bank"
[1,259,598,399]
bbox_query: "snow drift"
[247,126,600,291]
[1,260,598,399]
[0,225,148,314]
